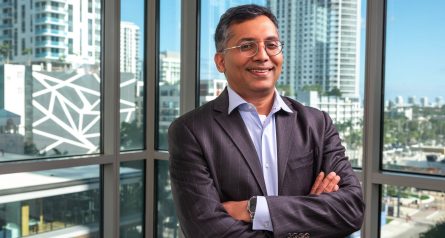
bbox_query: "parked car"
[426,154,438,162]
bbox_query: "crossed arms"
[222,171,341,223]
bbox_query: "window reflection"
[0,165,100,237]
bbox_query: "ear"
[214,53,225,73]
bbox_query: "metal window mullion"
[362,0,386,237]
[102,0,121,237]
[0,155,114,174]
[180,0,199,115]
[372,172,445,191]
[145,0,157,237]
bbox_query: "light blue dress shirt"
[227,86,293,231]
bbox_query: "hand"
[222,200,251,222]
[310,171,340,195]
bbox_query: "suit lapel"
[275,105,298,195]
[213,90,267,195]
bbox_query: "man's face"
[214,15,283,100]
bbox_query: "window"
[120,160,145,237]
[156,0,181,237]
[1,1,443,237]
[157,0,181,150]
[380,185,445,237]
[383,0,445,176]
[0,166,101,237]
[0,1,102,161]
[120,0,145,151]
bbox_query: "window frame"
[1,0,444,238]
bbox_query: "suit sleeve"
[168,118,271,238]
[266,111,365,238]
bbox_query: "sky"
[384,0,445,102]
[122,0,445,102]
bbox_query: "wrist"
[247,196,257,222]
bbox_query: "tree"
[120,120,143,150]
[276,84,292,96]
[302,84,323,95]
[326,87,342,97]
[0,43,11,63]
[420,220,445,238]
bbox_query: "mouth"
[246,67,274,76]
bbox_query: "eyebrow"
[236,36,280,44]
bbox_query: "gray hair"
[214,4,279,52]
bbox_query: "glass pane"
[0,0,101,161]
[120,160,145,238]
[383,0,445,175]
[157,0,181,150]
[0,165,100,237]
[198,0,366,168]
[156,160,179,237]
[120,0,145,151]
[381,185,445,237]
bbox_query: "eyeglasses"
[222,40,284,57]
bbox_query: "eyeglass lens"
[239,41,282,56]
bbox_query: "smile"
[247,67,274,74]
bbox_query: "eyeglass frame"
[220,40,284,57]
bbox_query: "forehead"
[227,15,279,43]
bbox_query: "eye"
[265,41,279,50]
[239,42,256,52]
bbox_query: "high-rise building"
[435,96,443,108]
[159,51,180,85]
[120,21,140,79]
[268,0,361,98]
[408,96,417,106]
[0,0,101,70]
[420,96,429,107]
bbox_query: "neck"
[243,91,275,115]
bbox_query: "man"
[168,4,364,238]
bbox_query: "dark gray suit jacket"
[168,89,364,238]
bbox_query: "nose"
[252,42,269,61]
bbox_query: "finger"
[324,175,340,192]
[334,185,339,191]
[310,172,325,194]
[315,172,336,194]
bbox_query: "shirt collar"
[227,85,293,115]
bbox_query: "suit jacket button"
[287,233,297,238]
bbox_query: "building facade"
[268,0,361,98]
[0,0,101,70]
[120,21,140,80]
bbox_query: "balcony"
[35,6,66,14]
[36,52,60,59]
[0,34,12,41]
[35,17,66,25]
[0,11,13,20]
[35,40,66,48]
[0,1,13,8]
[35,29,67,37]
[0,23,13,30]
